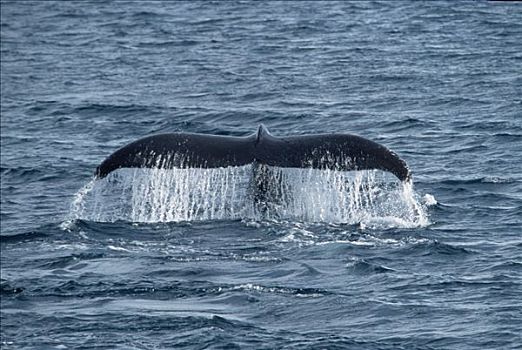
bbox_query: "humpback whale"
[95,125,411,182]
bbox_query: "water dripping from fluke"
[64,166,430,229]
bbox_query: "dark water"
[1,1,521,349]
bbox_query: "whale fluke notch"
[95,125,411,182]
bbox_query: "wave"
[227,283,331,298]
[0,279,24,295]
[436,177,519,185]
[399,240,475,257]
[1,165,69,184]
[345,258,396,274]
[0,231,49,244]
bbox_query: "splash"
[60,179,96,230]
[268,168,428,227]
[66,166,430,227]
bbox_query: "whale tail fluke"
[95,125,411,182]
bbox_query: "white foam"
[423,193,438,206]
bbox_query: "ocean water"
[1,1,521,349]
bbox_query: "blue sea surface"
[1,1,521,349]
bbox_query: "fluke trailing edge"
[95,125,411,182]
